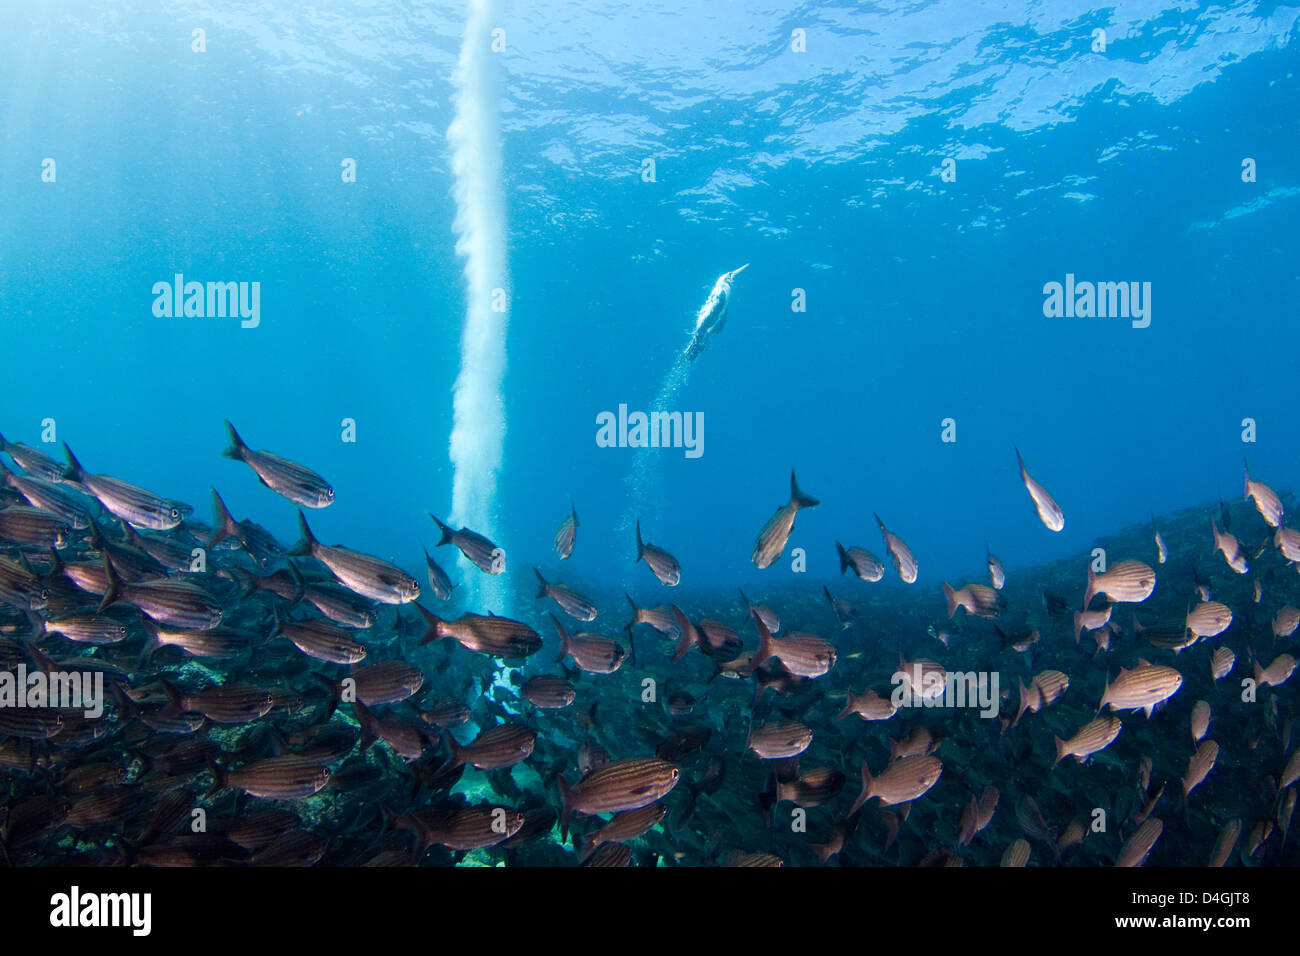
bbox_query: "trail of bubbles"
[447,0,509,617]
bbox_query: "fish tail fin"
[670,605,695,662]
[207,488,240,549]
[61,442,84,482]
[551,613,571,663]
[160,679,183,718]
[790,470,819,509]
[1243,456,1251,499]
[835,690,857,722]
[847,761,872,818]
[635,520,645,561]
[354,700,378,752]
[97,554,122,613]
[1084,565,1097,609]
[285,560,306,605]
[752,606,774,666]
[942,582,959,619]
[205,755,228,797]
[416,604,443,645]
[429,514,454,546]
[291,510,316,557]
[835,541,850,575]
[1052,736,1065,769]
[137,621,161,668]
[534,567,549,598]
[222,420,246,461]
[557,775,575,843]
[624,592,642,629]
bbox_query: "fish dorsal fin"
[1136,657,1151,668]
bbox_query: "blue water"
[2,1,1297,602]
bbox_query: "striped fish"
[0,463,92,528]
[0,432,66,482]
[1254,653,1297,689]
[987,547,1006,589]
[624,594,678,636]
[836,687,898,722]
[294,512,419,604]
[100,559,223,631]
[1275,526,1300,562]
[442,723,536,772]
[298,583,376,629]
[942,582,1004,619]
[430,514,503,574]
[1210,646,1236,681]
[0,506,72,547]
[222,421,333,508]
[1054,714,1122,766]
[1244,461,1284,527]
[1073,605,1112,643]
[345,660,424,705]
[580,802,666,861]
[1182,740,1219,798]
[775,767,846,807]
[836,541,884,581]
[1015,445,1064,532]
[1186,601,1233,640]
[635,520,682,586]
[1116,817,1163,867]
[875,513,918,583]
[1099,660,1182,717]
[557,757,680,840]
[554,500,578,559]
[206,488,283,566]
[520,675,576,709]
[534,567,597,622]
[1085,560,1155,606]
[895,652,947,702]
[752,609,835,679]
[274,615,367,665]
[143,624,250,660]
[848,754,942,813]
[747,719,812,759]
[1211,518,1249,574]
[30,613,129,646]
[418,606,542,659]
[1191,700,1211,743]
[1273,606,1299,638]
[421,547,455,601]
[552,615,626,674]
[1000,839,1030,867]
[398,804,524,852]
[582,843,632,867]
[63,443,190,530]
[751,471,819,570]
[1208,819,1242,867]
[168,682,274,724]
